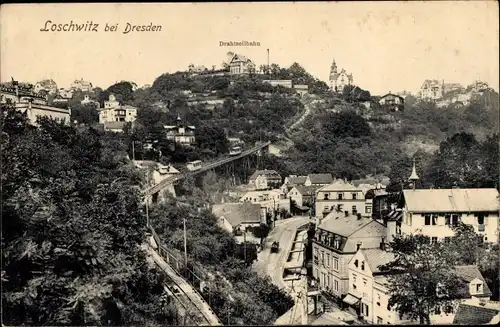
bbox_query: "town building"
[287,185,318,207]
[420,79,444,100]
[378,93,404,111]
[248,170,283,190]
[228,53,256,74]
[329,59,353,93]
[70,78,93,92]
[98,94,137,132]
[164,116,196,146]
[396,188,500,244]
[58,88,74,99]
[1,85,70,125]
[263,80,293,88]
[281,175,308,194]
[212,202,265,235]
[34,79,58,95]
[312,214,387,300]
[294,84,309,97]
[240,189,290,215]
[315,180,373,218]
[468,80,489,93]
[305,173,334,187]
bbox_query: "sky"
[1,2,498,95]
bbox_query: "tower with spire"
[408,158,419,190]
[330,59,338,76]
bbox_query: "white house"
[397,188,500,244]
[164,116,196,146]
[240,189,290,214]
[248,170,282,190]
[315,180,373,218]
[329,59,353,93]
[212,202,265,235]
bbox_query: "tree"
[1,103,178,325]
[380,234,464,325]
[251,224,271,245]
[107,81,134,104]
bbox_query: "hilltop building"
[70,78,93,92]
[34,79,58,95]
[420,79,444,100]
[228,53,256,75]
[98,94,137,132]
[329,59,353,93]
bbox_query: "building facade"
[248,170,282,190]
[397,188,500,244]
[378,93,404,111]
[315,180,373,218]
[420,79,444,100]
[329,59,353,93]
[228,53,256,74]
[71,78,93,92]
[312,214,386,299]
[34,79,58,95]
[164,116,196,146]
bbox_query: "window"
[354,259,359,268]
[377,317,383,324]
[352,193,357,200]
[361,261,365,271]
[338,193,343,200]
[451,214,460,226]
[334,258,339,271]
[431,237,438,245]
[363,279,367,288]
[334,280,339,291]
[431,214,438,225]
[476,283,482,293]
[321,252,325,265]
[324,193,329,200]
[444,237,451,243]
[425,215,431,225]
[445,214,451,225]
[327,275,331,288]
[366,206,372,214]
[327,254,330,268]
[352,206,357,214]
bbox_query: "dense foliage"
[149,196,294,325]
[1,104,179,326]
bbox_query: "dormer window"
[354,260,359,268]
[361,261,365,270]
[475,283,483,294]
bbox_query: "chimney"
[356,242,362,251]
[380,237,386,250]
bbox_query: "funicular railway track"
[163,275,210,326]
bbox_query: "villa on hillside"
[71,78,93,92]
[164,116,196,146]
[420,79,444,100]
[98,94,137,132]
[378,93,404,111]
[228,53,256,74]
[329,59,353,93]
[248,170,283,190]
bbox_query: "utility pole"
[145,197,150,228]
[132,140,136,161]
[183,217,188,278]
[243,228,247,264]
[267,48,270,75]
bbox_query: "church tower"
[330,59,338,77]
[408,159,419,190]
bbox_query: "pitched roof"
[319,213,385,239]
[318,179,361,192]
[307,173,334,185]
[249,169,282,181]
[452,303,499,325]
[402,188,499,213]
[455,265,492,296]
[286,175,307,185]
[360,249,396,273]
[294,185,319,196]
[212,202,262,227]
[380,93,404,100]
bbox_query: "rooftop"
[249,169,282,181]
[286,175,307,185]
[402,188,499,213]
[453,302,500,325]
[318,179,361,192]
[212,202,262,227]
[307,173,334,185]
[360,248,396,273]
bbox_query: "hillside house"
[34,79,58,95]
[71,78,93,92]
[329,59,353,93]
[248,170,282,190]
[312,214,386,300]
[420,79,443,100]
[228,53,256,74]
[98,94,137,132]
[305,173,334,187]
[164,116,196,146]
[378,93,404,111]
[396,188,500,244]
[315,180,373,218]
[81,94,100,108]
[240,189,290,215]
[281,175,308,194]
[212,202,265,235]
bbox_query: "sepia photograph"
[1,2,499,326]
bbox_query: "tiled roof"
[286,176,307,185]
[212,202,262,227]
[402,188,499,213]
[294,185,319,196]
[249,169,282,181]
[455,265,492,297]
[307,173,334,185]
[318,179,360,192]
[453,303,499,325]
[360,249,396,273]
